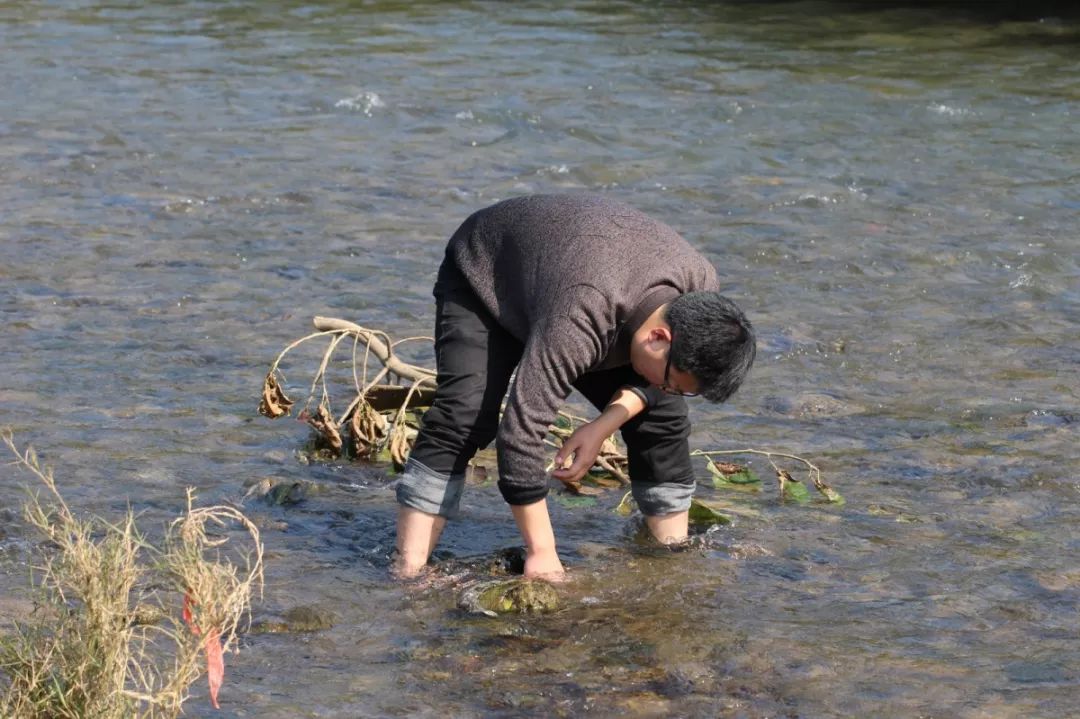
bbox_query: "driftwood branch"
[312,316,436,388]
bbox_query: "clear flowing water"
[2,1,1079,717]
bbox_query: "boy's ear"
[651,326,673,344]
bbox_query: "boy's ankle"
[389,544,431,579]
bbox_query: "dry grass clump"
[0,430,263,718]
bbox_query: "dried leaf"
[304,401,343,454]
[258,371,294,418]
[711,461,745,475]
[348,400,388,459]
[389,425,416,471]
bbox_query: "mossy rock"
[458,579,560,617]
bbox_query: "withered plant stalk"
[0,430,263,719]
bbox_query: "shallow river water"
[2,1,1079,717]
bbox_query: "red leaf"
[182,593,197,634]
[184,592,224,709]
[205,630,224,709]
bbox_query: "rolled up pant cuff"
[395,458,466,519]
[632,479,695,516]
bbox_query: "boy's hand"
[551,420,608,486]
[550,386,646,488]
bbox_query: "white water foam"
[928,103,973,117]
[335,91,385,116]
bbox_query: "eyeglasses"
[660,349,699,397]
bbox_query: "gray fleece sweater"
[447,194,720,505]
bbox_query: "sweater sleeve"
[494,303,607,505]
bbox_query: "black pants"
[397,256,696,518]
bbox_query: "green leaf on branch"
[726,470,761,485]
[815,484,845,505]
[688,498,733,526]
[707,459,761,489]
[777,469,811,504]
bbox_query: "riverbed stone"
[458,578,560,617]
[249,605,335,634]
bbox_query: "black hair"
[665,292,756,403]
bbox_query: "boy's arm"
[511,499,565,579]
[510,388,645,581]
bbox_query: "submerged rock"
[242,477,319,505]
[762,392,863,418]
[458,579,560,617]
[250,605,335,634]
